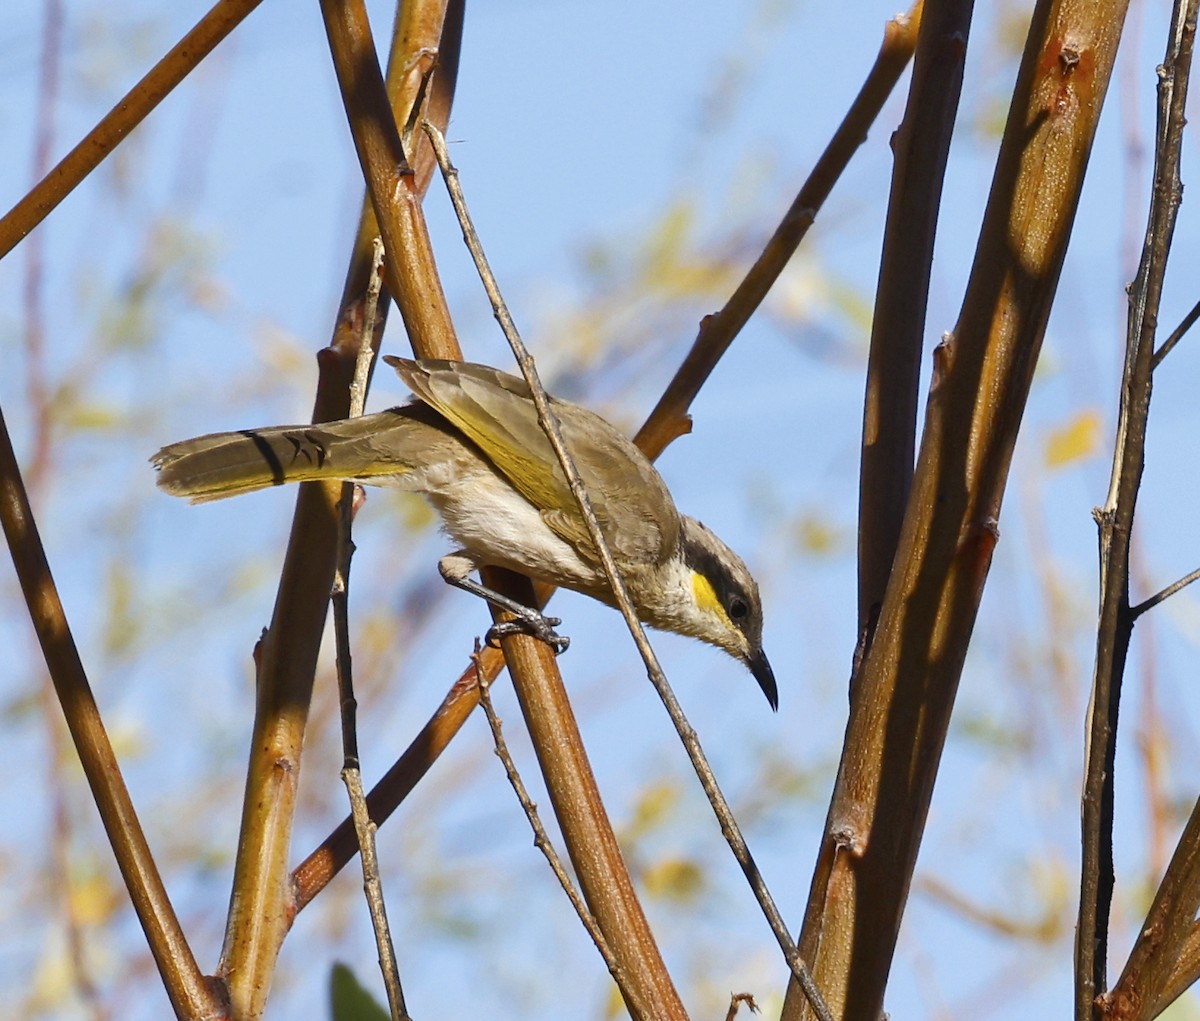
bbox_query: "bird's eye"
[728,596,749,622]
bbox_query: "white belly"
[425,468,603,593]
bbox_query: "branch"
[857,0,969,643]
[217,3,460,1017]
[1079,0,1198,1015]
[785,0,1133,1015]
[291,648,501,910]
[0,0,265,260]
[1129,564,1200,620]
[427,117,834,1021]
[331,244,410,1021]
[0,405,223,1019]
[635,1,924,460]
[1150,294,1200,369]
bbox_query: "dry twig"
[425,120,833,1021]
[469,648,650,1018]
[1078,0,1199,1015]
[331,242,411,1021]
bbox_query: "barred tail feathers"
[152,407,428,503]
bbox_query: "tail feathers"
[152,408,422,503]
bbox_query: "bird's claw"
[485,612,569,654]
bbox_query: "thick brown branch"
[858,0,972,642]
[786,0,1131,1017]
[217,3,459,1018]
[0,407,224,1020]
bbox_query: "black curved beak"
[748,648,778,711]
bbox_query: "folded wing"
[386,357,680,569]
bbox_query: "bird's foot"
[485,611,570,655]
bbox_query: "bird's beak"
[747,648,778,711]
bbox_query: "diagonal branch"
[426,120,833,1021]
[636,1,923,460]
[1129,564,1200,620]
[0,0,265,259]
[0,406,223,1020]
[1150,294,1200,368]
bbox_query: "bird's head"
[650,516,776,709]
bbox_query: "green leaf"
[329,963,390,1021]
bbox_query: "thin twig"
[348,238,386,420]
[725,992,761,1021]
[333,245,410,1021]
[1130,564,1200,620]
[424,120,834,1021]
[634,0,924,461]
[1076,0,1198,1015]
[469,648,649,1018]
[1150,294,1200,369]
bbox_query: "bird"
[152,357,777,708]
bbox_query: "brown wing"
[385,357,680,567]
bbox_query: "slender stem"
[1130,564,1200,620]
[1150,294,1200,369]
[470,651,648,1017]
[635,1,924,461]
[426,121,833,1021]
[0,406,223,1019]
[1077,0,1198,1015]
[332,246,410,1021]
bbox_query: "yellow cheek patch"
[691,571,732,628]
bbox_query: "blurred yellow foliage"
[1044,409,1102,468]
[625,781,681,840]
[642,857,705,902]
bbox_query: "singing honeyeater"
[152,357,776,708]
